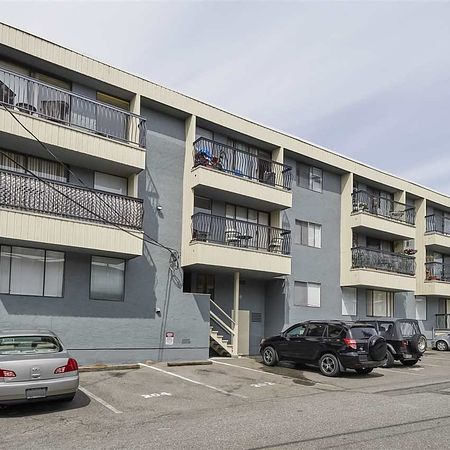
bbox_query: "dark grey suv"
[260,320,387,377]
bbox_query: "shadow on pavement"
[0,390,90,418]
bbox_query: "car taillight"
[0,369,16,378]
[401,340,409,349]
[343,338,358,350]
[54,358,78,374]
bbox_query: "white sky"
[2,0,450,193]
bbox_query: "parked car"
[0,330,79,405]
[260,320,387,377]
[357,319,427,367]
[432,332,450,351]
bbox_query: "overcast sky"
[2,1,450,193]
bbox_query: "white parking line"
[380,368,425,376]
[139,363,247,399]
[78,386,122,414]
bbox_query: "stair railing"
[210,298,237,355]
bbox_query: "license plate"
[26,388,47,399]
[403,354,413,359]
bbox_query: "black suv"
[260,320,387,377]
[357,319,427,367]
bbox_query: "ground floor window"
[90,256,125,301]
[195,273,215,299]
[367,290,394,317]
[294,281,321,307]
[415,297,427,320]
[342,287,357,316]
[0,245,64,297]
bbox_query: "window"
[285,324,306,338]
[327,324,344,338]
[294,281,321,307]
[194,196,212,215]
[295,220,321,248]
[94,172,128,195]
[0,245,64,297]
[305,323,326,337]
[96,92,130,111]
[296,163,323,192]
[0,149,67,182]
[367,290,394,317]
[0,335,62,355]
[195,274,215,298]
[90,256,125,301]
[342,287,357,316]
[415,297,427,321]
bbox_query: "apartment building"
[0,23,449,364]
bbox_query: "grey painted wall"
[0,107,211,364]
[283,157,343,326]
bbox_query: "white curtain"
[10,247,45,296]
[90,256,125,301]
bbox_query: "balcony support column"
[127,173,139,198]
[340,172,354,286]
[232,271,240,356]
[415,198,427,295]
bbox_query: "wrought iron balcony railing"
[351,247,415,276]
[193,137,292,190]
[425,214,450,235]
[351,190,415,225]
[0,67,146,148]
[425,261,450,282]
[0,169,143,229]
[191,212,291,255]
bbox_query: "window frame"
[295,220,322,248]
[366,290,394,317]
[294,281,321,308]
[89,255,126,302]
[0,244,65,298]
[296,163,323,193]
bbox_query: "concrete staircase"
[209,327,233,357]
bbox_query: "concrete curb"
[79,363,140,373]
[167,360,213,367]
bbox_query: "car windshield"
[350,327,377,340]
[398,321,420,337]
[0,336,62,355]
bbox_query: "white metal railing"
[210,299,236,355]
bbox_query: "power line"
[1,103,180,267]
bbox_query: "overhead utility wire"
[1,104,180,265]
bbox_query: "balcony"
[350,190,415,240]
[343,247,416,290]
[183,212,291,276]
[0,68,146,170]
[0,169,143,256]
[191,138,292,210]
[424,214,450,253]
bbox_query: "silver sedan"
[432,333,450,352]
[0,330,79,405]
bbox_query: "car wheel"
[436,340,449,352]
[355,368,373,375]
[261,346,278,367]
[382,350,395,368]
[401,359,419,367]
[410,334,427,354]
[318,354,340,377]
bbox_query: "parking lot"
[3,352,450,449]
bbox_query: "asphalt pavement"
[2,352,450,449]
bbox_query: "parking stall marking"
[141,392,172,399]
[251,382,276,388]
[78,386,123,414]
[139,363,248,399]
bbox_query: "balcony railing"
[193,137,292,190]
[351,247,415,276]
[191,212,291,255]
[0,169,143,229]
[0,67,146,148]
[436,314,450,329]
[425,214,450,235]
[351,190,415,225]
[425,261,450,282]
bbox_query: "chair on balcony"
[40,100,70,123]
[225,228,240,246]
[268,236,283,253]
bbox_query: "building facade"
[0,23,449,364]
